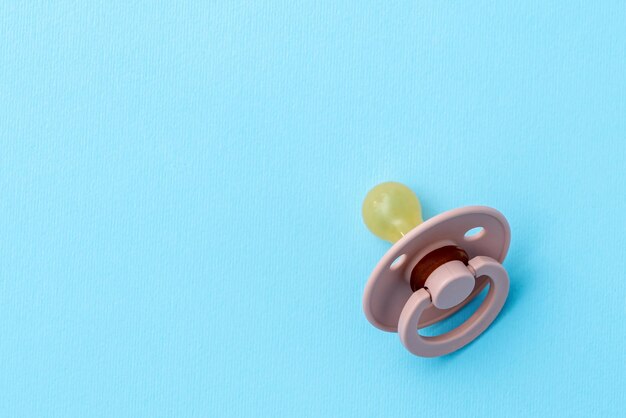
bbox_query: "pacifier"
[362,182,511,357]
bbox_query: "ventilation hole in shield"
[390,254,407,271]
[464,227,485,242]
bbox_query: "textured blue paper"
[1,1,625,417]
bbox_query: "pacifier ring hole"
[464,227,485,242]
[390,254,407,271]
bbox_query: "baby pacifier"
[362,182,511,357]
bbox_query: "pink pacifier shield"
[363,206,510,332]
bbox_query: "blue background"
[1,1,625,417]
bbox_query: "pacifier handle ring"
[398,256,510,357]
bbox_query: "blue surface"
[1,2,625,417]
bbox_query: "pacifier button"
[424,260,475,310]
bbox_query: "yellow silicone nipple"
[362,182,423,243]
